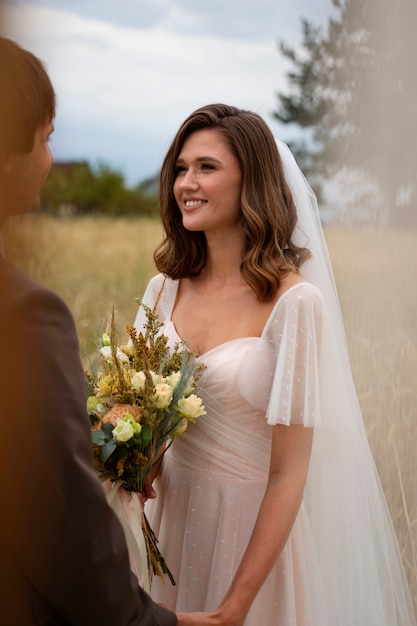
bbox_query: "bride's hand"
[176,609,244,626]
[141,474,157,503]
[140,445,166,503]
[176,612,216,625]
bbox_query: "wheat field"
[4,214,417,614]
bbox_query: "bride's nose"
[179,168,199,190]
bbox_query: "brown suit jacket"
[0,255,177,626]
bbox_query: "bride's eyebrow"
[176,156,222,165]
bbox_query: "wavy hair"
[155,103,311,301]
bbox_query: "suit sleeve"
[0,284,176,626]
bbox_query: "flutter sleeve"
[265,282,324,427]
[240,283,324,428]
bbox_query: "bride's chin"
[181,218,204,232]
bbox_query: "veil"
[276,139,415,625]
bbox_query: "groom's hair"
[0,37,56,157]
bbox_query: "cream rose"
[152,383,173,409]
[120,343,135,357]
[131,370,147,393]
[177,394,206,419]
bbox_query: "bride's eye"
[200,163,215,171]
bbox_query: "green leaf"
[102,422,114,437]
[140,424,152,445]
[91,430,106,445]
[101,441,117,463]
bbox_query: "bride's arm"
[176,422,313,626]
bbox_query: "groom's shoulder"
[1,258,65,308]
[0,258,74,339]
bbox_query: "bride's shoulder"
[142,273,180,316]
[263,278,324,339]
[274,272,324,311]
[145,273,178,296]
[277,270,318,297]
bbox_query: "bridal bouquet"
[86,297,205,585]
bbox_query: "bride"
[133,103,416,625]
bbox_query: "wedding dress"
[133,141,415,625]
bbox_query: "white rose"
[150,371,163,385]
[99,346,129,364]
[131,371,147,392]
[166,371,181,389]
[113,419,135,443]
[99,346,112,362]
[124,413,142,435]
[152,383,173,409]
[177,394,206,419]
[115,348,130,363]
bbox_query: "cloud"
[2,0,331,184]
[16,0,319,40]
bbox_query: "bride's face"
[173,128,243,236]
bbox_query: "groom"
[0,36,178,625]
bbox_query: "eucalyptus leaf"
[101,441,117,463]
[91,430,106,445]
[102,422,115,437]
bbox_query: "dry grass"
[326,226,417,612]
[4,214,163,354]
[4,214,417,614]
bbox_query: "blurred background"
[1,0,416,613]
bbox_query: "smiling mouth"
[184,200,207,207]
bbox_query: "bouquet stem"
[142,511,176,586]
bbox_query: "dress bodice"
[134,274,325,479]
[164,319,271,478]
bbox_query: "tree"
[274,0,417,226]
[41,161,158,217]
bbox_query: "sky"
[1,0,334,187]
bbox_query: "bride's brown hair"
[154,103,311,301]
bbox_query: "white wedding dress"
[133,140,415,625]
[134,274,415,626]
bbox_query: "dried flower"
[85,296,205,585]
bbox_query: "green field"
[5,214,417,613]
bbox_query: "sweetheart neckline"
[165,320,259,358]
